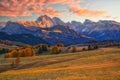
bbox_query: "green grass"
[0,48,120,80]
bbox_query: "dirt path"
[1,61,119,75]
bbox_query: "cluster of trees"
[51,46,61,54]
[5,44,49,58]
[51,43,64,54]
[50,44,78,54]
[0,48,9,54]
[71,46,77,52]
[35,44,48,55]
[82,45,99,51]
[88,45,98,50]
[4,42,99,58]
[5,47,35,58]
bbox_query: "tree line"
[4,43,99,58]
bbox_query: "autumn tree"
[82,48,86,51]
[11,49,19,57]
[71,46,77,52]
[18,49,25,57]
[5,53,12,58]
[24,47,35,57]
[57,43,64,47]
[51,46,61,54]
[5,47,36,58]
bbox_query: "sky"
[0,0,120,22]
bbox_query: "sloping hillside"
[0,48,120,80]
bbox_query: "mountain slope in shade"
[0,15,120,45]
[52,17,66,26]
[1,21,33,35]
[67,19,120,41]
[40,25,92,45]
[66,21,83,32]
[0,21,92,45]
[0,32,48,45]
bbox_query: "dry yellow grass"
[0,48,120,80]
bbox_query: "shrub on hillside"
[57,43,64,47]
[82,48,86,51]
[88,45,99,50]
[51,46,61,54]
[94,45,99,49]
[71,46,77,52]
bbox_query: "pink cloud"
[0,0,106,17]
[0,0,61,16]
[71,8,106,17]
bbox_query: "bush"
[5,53,12,58]
[88,45,99,50]
[51,46,61,54]
[94,45,98,49]
[57,43,64,47]
[71,46,77,52]
[88,45,94,50]
[82,48,86,51]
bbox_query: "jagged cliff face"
[68,19,120,40]
[37,15,54,28]
[0,15,91,45]
[17,15,54,28]
[17,15,66,28]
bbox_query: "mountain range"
[0,15,120,45]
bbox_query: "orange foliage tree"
[51,46,61,54]
[5,47,36,58]
[71,46,77,52]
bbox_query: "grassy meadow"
[0,48,120,80]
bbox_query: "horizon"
[0,0,120,23]
[0,15,120,24]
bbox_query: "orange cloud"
[0,0,106,18]
[71,8,106,17]
[0,0,61,16]
[47,0,106,17]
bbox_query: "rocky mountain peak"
[37,15,54,28]
[52,17,65,26]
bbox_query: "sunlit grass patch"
[0,48,120,80]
